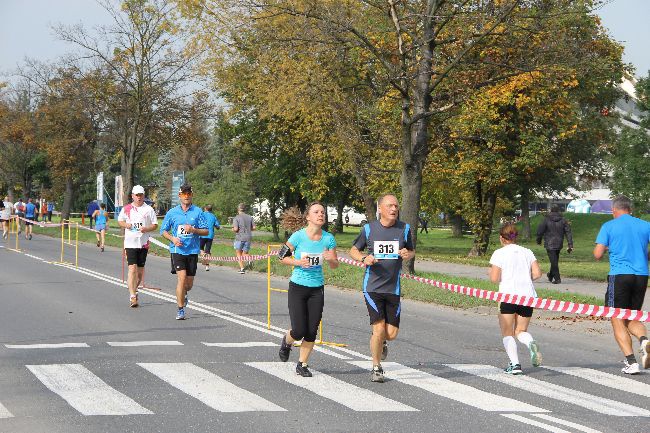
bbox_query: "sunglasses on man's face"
[179,192,193,197]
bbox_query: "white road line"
[5,343,89,349]
[544,366,650,398]
[246,362,417,412]
[26,364,152,416]
[0,402,13,419]
[107,341,184,347]
[447,364,650,417]
[501,414,572,433]
[53,262,354,361]
[329,346,373,360]
[202,342,278,347]
[349,361,546,413]
[531,414,603,433]
[138,363,285,412]
[24,253,44,261]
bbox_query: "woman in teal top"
[277,202,338,377]
[92,203,109,252]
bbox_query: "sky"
[0,0,649,78]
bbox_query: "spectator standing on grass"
[47,201,54,222]
[536,205,573,284]
[87,200,99,229]
[232,203,255,274]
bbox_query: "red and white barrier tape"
[336,256,650,322]
[15,220,649,321]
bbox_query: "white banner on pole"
[97,172,104,203]
[115,175,124,207]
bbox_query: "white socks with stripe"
[516,332,534,348]
[503,336,519,364]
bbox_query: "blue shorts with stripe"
[364,291,401,327]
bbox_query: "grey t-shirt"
[353,220,413,295]
[233,213,254,242]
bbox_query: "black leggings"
[288,281,324,343]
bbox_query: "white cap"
[132,185,145,194]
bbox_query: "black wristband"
[361,255,367,263]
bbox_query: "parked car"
[328,206,368,226]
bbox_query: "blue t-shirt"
[160,204,208,255]
[25,203,36,218]
[595,214,650,276]
[288,228,336,287]
[96,210,108,226]
[200,211,221,239]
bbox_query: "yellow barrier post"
[266,243,346,347]
[75,222,79,267]
[14,217,20,252]
[60,220,65,262]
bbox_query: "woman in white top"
[489,223,543,374]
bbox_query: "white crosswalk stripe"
[349,361,546,413]
[138,363,285,412]
[26,364,152,416]
[202,342,278,347]
[501,414,573,433]
[544,366,650,398]
[246,362,418,412]
[0,402,13,419]
[446,364,650,417]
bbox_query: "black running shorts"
[364,292,401,327]
[125,248,148,267]
[199,238,213,254]
[171,253,198,276]
[606,274,648,310]
[499,302,534,317]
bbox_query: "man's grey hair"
[237,203,247,212]
[377,193,398,205]
[612,195,632,212]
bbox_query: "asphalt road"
[1,233,649,433]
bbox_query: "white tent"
[566,199,591,214]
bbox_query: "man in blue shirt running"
[160,184,208,320]
[200,204,220,272]
[24,198,37,240]
[594,195,650,374]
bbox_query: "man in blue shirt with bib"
[594,195,650,374]
[160,184,208,320]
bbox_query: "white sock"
[503,336,519,364]
[516,332,534,347]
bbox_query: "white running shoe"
[640,340,650,369]
[622,360,640,375]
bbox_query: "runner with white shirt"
[489,223,543,375]
[1,196,12,239]
[117,185,158,308]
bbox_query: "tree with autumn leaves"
[178,0,625,263]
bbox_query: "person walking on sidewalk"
[594,195,650,374]
[232,203,255,274]
[93,203,109,252]
[200,204,220,271]
[160,184,208,320]
[490,223,543,375]
[87,200,99,229]
[349,194,415,383]
[536,205,573,284]
[117,185,158,308]
[277,202,338,377]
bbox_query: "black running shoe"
[278,335,292,362]
[296,362,312,377]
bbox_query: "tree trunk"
[336,200,345,233]
[468,190,497,257]
[269,201,280,241]
[450,212,463,237]
[520,185,531,241]
[61,176,74,221]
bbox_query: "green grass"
[26,220,603,309]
